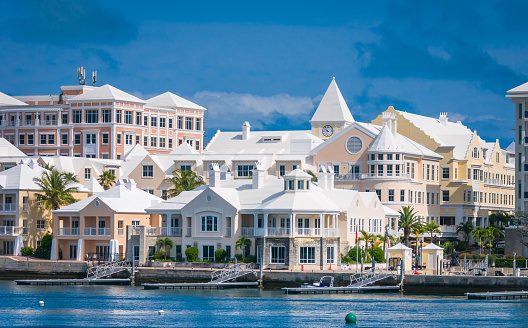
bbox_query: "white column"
[319,214,324,236]
[253,213,258,236]
[289,213,293,237]
[264,213,268,236]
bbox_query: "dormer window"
[283,169,312,192]
[288,180,294,190]
[262,136,282,142]
[472,147,479,159]
[298,180,304,190]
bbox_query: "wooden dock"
[466,291,528,300]
[142,281,260,290]
[281,285,401,294]
[15,278,131,286]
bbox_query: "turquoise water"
[1,281,528,327]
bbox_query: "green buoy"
[345,313,357,324]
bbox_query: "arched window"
[472,147,479,159]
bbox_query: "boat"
[301,276,334,288]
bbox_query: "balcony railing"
[267,227,290,236]
[118,228,124,237]
[296,228,321,236]
[241,227,254,237]
[186,227,192,236]
[324,228,339,237]
[84,227,110,236]
[0,226,19,235]
[145,227,182,236]
[440,225,457,233]
[225,227,232,237]
[0,203,16,212]
[58,227,79,236]
[483,178,514,188]
[334,173,411,181]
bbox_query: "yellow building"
[372,107,515,238]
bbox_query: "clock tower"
[310,77,354,139]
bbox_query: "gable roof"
[507,82,528,96]
[69,84,146,104]
[0,162,48,190]
[0,138,27,157]
[146,92,206,111]
[310,78,354,123]
[0,91,27,106]
[171,142,199,155]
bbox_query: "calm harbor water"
[1,281,528,327]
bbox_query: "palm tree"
[33,168,79,211]
[98,171,116,190]
[489,211,512,228]
[359,230,378,260]
[235,236,252,258]
[164,169,205,198]
[471,227,490,255]
[305,169,317,182]
[398,206,422,247]
[456,221,473,244]
[487,225,503,254]
[424,222,441,244]
[156,237,174,260]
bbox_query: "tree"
[164,169,205,198]
[471,227,491,255]
[489,211,512,227]
[424,222,441,244]
[487,225,503,254]
[305,169,317,182]
[235,236,252,258]
[156,237,174,260]
[456,221,473,244]
[398,206,422,247]
[33,168,79,211]
[98,171,116,190]
[34,232,53,259]
[358,230,378,260]
[185,246,198,262]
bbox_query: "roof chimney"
[252,162,266,189]
[381,112,398,135]
[125,179,137,190]
[209,163,221,187]
[439,112,448,127]
[317,165,328,190]
[242,121,251,140]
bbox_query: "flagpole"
[356,224,359,273]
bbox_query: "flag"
[355,225,358,244]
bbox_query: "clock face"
[322,125,333,137]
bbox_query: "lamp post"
[371,240,375,273]
[419,240,423,269]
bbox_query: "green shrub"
[455,242,469,252]
[185,247,198,262]
[175,253,183,262]
[154,258,174,262]
[243,255,256,263]
[347,247,365,262]
[235,254,243,261]
[215,249,227,262]
[34,232,53,259]
[368,246,385,263]
[488,255,497,266]
[495,258,506,267]
[506,254,514,259]
[21,246,34,257]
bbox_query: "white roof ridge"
[69,84,146,104]
[146,91,206,111]
[0,91,28,106]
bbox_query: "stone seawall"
[0,257,87,279]
[403,275,528,293]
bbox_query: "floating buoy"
[345,313,356,324]
[158,309,165,315]
[39,301,44,306]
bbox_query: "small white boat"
[301,276,334,288]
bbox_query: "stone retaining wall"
[0,257,87,279]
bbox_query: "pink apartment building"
[0,84,206,159]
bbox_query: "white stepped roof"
[146,92,206,111]
[54,180,162,213]
[368,125,403,152]
[0,138,27,157]
[0,91,27,106]
[283,169,312,179]
[69,84,146,104]
[310,78,354,123]
[171,142,199,155]
[388,243,412,251]
[422,243,443,250]
[83,177,104,193]
[0,163,47,190]
[122,144,150,160]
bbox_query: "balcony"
[225,227,232,237]
[324,228,339,237]
[186,227,192,237]
[484,178,515,188]
[84,227,110,236]
[0,226,19,235]
[267,227,290,236]
[118,228,124,237]
[0,203,16,212]
[145,227,182,236]
[57,227,79,236]
[241,227,254,237]
[334,173,411,181]
[439,225,457,233]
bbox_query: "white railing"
[58,227,79,236]
[324,228,339,237]
[296,228,321,236]
[267,227,290,236]
[210,263,256,283]
[118,228,124,237]
[335,173,411,181]
[241,227,255,236]
[0,203,16,212]
[0,226,19,235]
[225,227,232,237]
[440,225,457,233]
[84,227,110,236]
[186,227,192,236]
[145,227,182,236]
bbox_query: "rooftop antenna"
[77,66,86,85]
[92,71,97,86]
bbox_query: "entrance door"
[428,253,434,269]
[98,220,106,236]
[69,243,77,260]
[3,241,14,255]
[72,219,79,235]
[202,245,214,261]
[95,245,109,260]
[315,218,321,235]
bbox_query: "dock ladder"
[210,263,256,283]
[86,259,132,280]
[349,269,396,287]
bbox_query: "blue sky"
[0,0,525,147]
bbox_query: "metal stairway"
[210,263,256,283]
[349,269,396,287]
[86,260,132,280]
